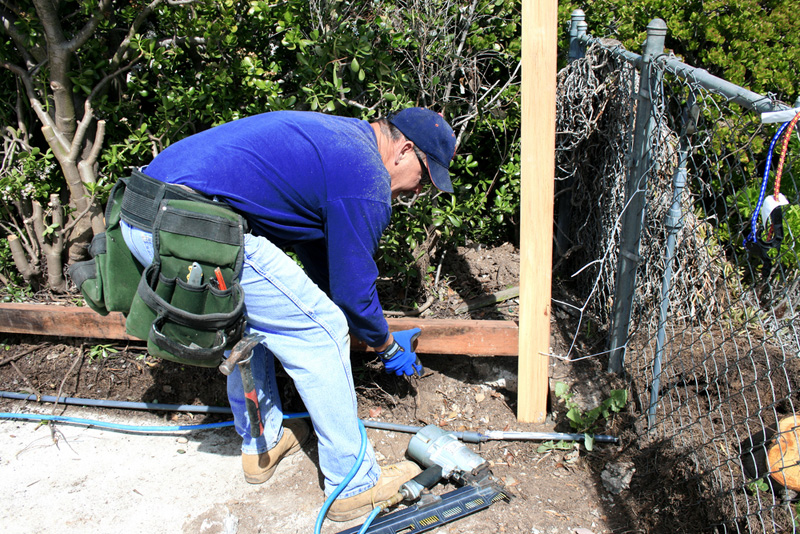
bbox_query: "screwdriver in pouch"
[214,267,227,290]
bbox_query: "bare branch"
[65,0,114,53]
[42,193,66,291]
[0,59,31,83]
[1,6,46,65]
[61,191,98,233]
[90,52,143,105]
[68,100,96,163]
[110,0,164,69]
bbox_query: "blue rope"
[748,120,791,243]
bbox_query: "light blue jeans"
[120,220,380,498]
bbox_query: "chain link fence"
[556,10,800,532]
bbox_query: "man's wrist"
[373,334,393,353]
[378,341,401,360]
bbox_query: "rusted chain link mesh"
[556,41,800,532]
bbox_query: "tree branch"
[1,6,46,65]
[31,0,65,51]
[32,0,78,138]
[67,98,103,164]
[91,52,143,102]
[65,0,114,53]
[42,193,66,291]
[61,191,98,233]
[110,0,164,69]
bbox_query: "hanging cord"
[765,111,800,240]
[748,119,791,243]
[773,111,800,197]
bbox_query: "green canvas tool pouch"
[68,179,144,315]
[125,198,246,368]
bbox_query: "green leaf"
[447,215,462,227]
[609,389,628,410]
[566,407,583,425]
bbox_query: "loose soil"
[1,243,677,534]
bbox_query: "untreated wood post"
[518,0,556,423]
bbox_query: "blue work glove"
[378,328,424,377]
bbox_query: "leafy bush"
[1,0,523,291]
[576,0,798,104]
[4,0,795,294]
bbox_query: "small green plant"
[1,283,33,303]
[745,478,770,494]
[795,501,800,527]
[88,344,118,362]
[555,381,628,451]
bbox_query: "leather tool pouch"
[68,179,143,316]
[125,198,246,368]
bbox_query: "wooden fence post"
[518,0,556,423]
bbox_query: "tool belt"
[69,170,246,368]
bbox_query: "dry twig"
[0,343,47,367]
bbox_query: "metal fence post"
[648,96,696,427]
[568,9,587,62]
[555,10,589,259]
[607,18,667,374]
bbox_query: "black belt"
[120,169,212,232]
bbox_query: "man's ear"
[395,140,415,164]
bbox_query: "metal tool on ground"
[338,424,512,534]
[218,333,265,438]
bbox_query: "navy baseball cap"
[388,108,456,193]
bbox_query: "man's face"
[390,142,430,199]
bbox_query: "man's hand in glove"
[377,328,424,377]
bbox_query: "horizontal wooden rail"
[0,303,519,357]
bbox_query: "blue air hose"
[314,419,368,534]
[1,392,621,531]
[1,408,368,533]
[358,506,383,534]
[0,412,233,432]
[0,391,232,413]
[0,391,619,442]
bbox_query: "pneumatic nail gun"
[338,424,512,534]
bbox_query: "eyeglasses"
[413,146,431,186]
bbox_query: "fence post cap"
[647,18,668,34]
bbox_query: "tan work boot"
[326,461,422,522]
[241,418,310,484]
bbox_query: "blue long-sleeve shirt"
[143,111,391,347]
